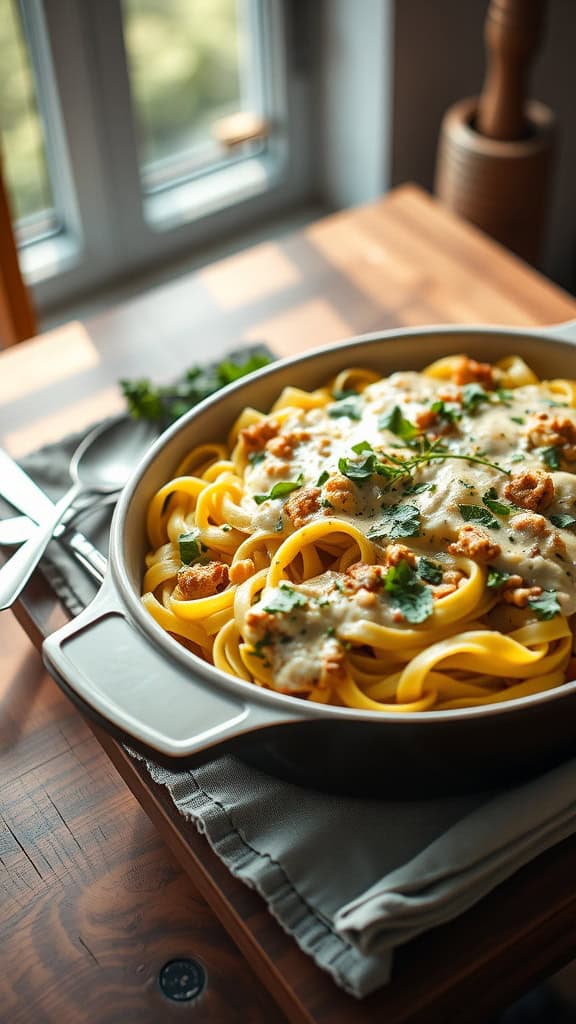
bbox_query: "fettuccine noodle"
[141,354,576,712]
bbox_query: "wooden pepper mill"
[434,0,555,266]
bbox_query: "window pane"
[123,0,264,191]
[0,0,56,237]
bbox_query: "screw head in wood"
[158,958,206,1001]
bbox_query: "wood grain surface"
[1,617,286,1024]
[2,185,575,459]
[1,184,576,1023]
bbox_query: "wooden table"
[2,184,576,1023]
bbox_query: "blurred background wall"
[319,0,576,292]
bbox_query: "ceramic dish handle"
[545,319,576,343]
[42,579,299,758]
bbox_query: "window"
[1,0,314,312]
[124,0,266,193]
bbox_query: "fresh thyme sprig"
[370,402,512,486]
[403,448,511,477]
[339,438,510,489]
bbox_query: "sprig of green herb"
[338,438,510,491]
[121,353,271,426]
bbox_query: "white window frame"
[16,0,315,313]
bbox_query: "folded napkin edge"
[129,749,391,997]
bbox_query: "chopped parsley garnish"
[482,487,514,517]
[458,504,501,530]
[332,387,359,401]
[404,481,435,495]
[337,455,374,482]
[338,444,395,482]
[384,560,433,624]
[486,566,512,590]
[178,529,204,564]
[327,396,363,420]
[378,405,419,441]
[121,353,271,426]
[430,399,461,424]
[540,446,561,470]
[550,513,576,529]
[254,474,304,504]
[249,633,274,663]
[510,416,525,425]
[316,470,330,486]
[367,503,421,540]
[418,557,443,585]
[248,451,266,466]
[495,388,514,405]
[263,583,308,614]
[527,591,561,620]
[510,453,526,463]
[462,383,490,412]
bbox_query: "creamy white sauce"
[244,574,392,693]
[240,371,576,689]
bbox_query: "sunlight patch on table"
[0,323,99,407]
[4,388,124,458]
[245,298,353,356]
[308,219,422,307]
[199,242,300,310]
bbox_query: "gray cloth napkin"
[4,406,575,999]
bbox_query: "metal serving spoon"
[0,415,158,610]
